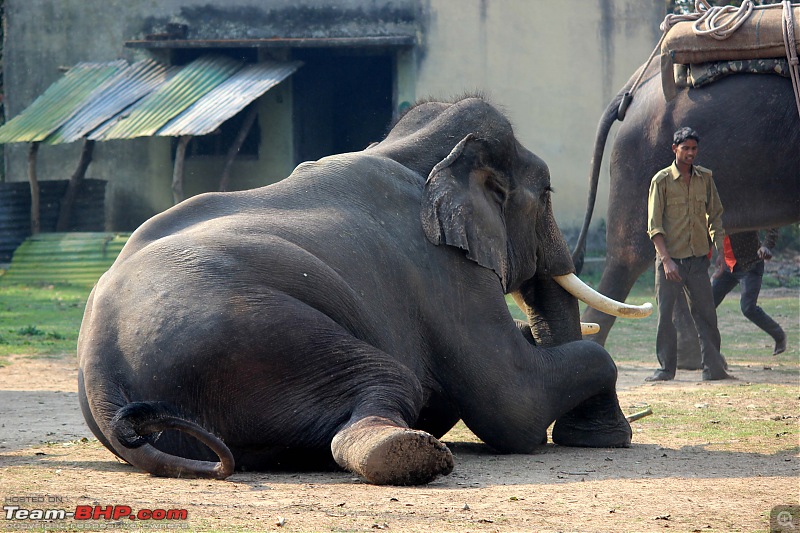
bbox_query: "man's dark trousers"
[655,256,727,379]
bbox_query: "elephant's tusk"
[581,322,600,335]
[553,273,653,319]
[511,291,601,334]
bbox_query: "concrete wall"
[5,0,154,230]
[417,0,664,227]
[3,0,419,230]
[3,0,666,232]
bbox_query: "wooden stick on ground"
[626,407,653,422]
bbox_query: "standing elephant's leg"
[674,294,702,370]
[581,256,650,346]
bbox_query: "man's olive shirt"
[647,162,725,259]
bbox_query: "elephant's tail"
[571,61,656,274]
[110,401,235,479]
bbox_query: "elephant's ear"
[421,134,510,289]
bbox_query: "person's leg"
[648,258,682,381]
[737,262,786,353]
[684,257,732,380]
[711,269,738,308]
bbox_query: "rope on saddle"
[782,0,800,117]
[691,0,754,40]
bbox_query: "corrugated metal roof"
[158,61,301,137]
[90,55,244,141]
[47,59,172,145]
[3,232,130,286]
[126,36,416,49]
[0,61,127,144]
[0,55,302,145]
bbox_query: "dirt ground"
[1,321,798,532]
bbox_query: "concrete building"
[2,0,665,232]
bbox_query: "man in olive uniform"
[646,127,733,381]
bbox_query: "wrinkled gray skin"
[573,61,800,347]
[79,96,631,486]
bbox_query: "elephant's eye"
[542,185,554,199]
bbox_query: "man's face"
[672,139,698,168]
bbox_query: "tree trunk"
[172,135,192,205]
[219,104,258,192]
[56,139,95,231]
[28,142,40,235]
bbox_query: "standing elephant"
[572,60,800,347]
[79,96,649,486]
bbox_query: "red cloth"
[723,235,736,270]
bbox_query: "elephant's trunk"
[516,191,651,345]
[512,273,651,345]
[512,199,592,346]
[517,275,582,347]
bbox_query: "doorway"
[291,49,394,164]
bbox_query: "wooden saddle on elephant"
[658,1,800,107]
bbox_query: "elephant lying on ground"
[572,60,800,347]
[79,96,650,486]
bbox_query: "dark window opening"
[291,49,393,164]
[172,102,261,159]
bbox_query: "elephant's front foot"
[331,416,454,485]
[551,392,632,448]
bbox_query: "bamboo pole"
[219,104,258,192]
[172,135,192,205]
[626,407,653,423]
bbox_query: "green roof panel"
[0,61,127,143]
[90,55,244,141]
[0,54,301,146]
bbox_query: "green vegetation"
[506,278,797,366]
[0,283,88,363]
[3,271,796,369]
[636,384,798,454]
[603,278,799,367]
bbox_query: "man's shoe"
[702,369,736,381]
[773,333,787,356]
[645,370,674,382]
